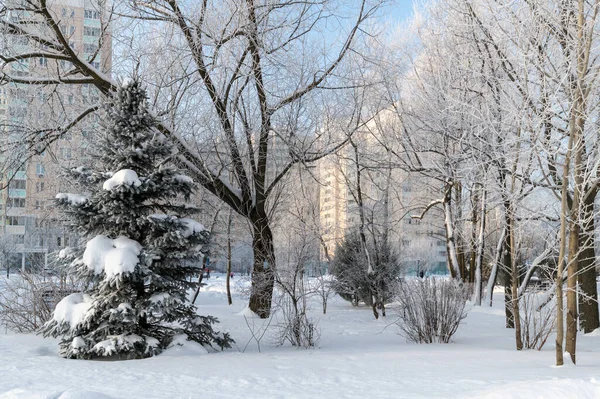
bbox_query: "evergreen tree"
[330,232,401,308]
[42,81,232,359]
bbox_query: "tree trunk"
[443,180,461,279]
[226,211,233,306]
[566,220,579,363]
[474,186,486,306]
[192,256,207,304]
[485,227,506,307]
[248,212,276,318]
[510,215,523,350]
[578,191,599,333]
[503,206,514,329]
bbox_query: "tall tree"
[0,0,386,317]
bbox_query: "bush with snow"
[395,278,467,344]
[42,81,232,359]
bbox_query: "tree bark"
[510,214,523,350]
[474,186,486,306]
[578,191,599,333]
[443,180,461,279]
[248,211,276,318]
[226,210,233,306]
[503,198,514,329]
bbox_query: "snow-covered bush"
[41,81,232,359]
[519,290,555,350]
[330,233,401,317]
[395,278,467,343]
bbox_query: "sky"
[388,0,416,23]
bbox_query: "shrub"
[395,277,467,343]
[519,290,555,350]
[0,273,79,333]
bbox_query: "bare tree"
[0,0,388,318]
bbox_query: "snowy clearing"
[1,276,600,399]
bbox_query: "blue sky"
[386,0,415,23]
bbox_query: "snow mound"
[102,169,141,191]
[56,193,88,205]
[237,306,260,318]
[83,235,142,276]
[161,334,208,357]
[53,293,92,328]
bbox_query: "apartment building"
[0,0,111,272]
[317,119,448,275]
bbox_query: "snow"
[2,278,600,398]
[52,293,92,328]
[102,170,142,191]
[55,193,88,205]
[173,174,193,184]
[58,247,75,259]
[82,235,142,276]
[148,215,206,237]
[179,218,206,237]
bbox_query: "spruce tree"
[42,81,232,359]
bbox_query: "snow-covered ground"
[1,275,600,399]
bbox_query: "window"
[91,61,100,69]
[7,216,25,226]
[84,43,98,54]
[37,236,44,247]
[7,198,25,208]
[57,236,69,247]
[83,27,101,37]
[70,26,75,36]
[35,200,40,210]
[60,147,72,159]
[36,163,45,176]
[57,236,62,247]
[9,180,26,190]
[39,57,47,67]
[15,235,25,244]
[36,182,45,193]
[84,9,101,19]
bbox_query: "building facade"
[0,0,111,272]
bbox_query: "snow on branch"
[82,235,142,277]
[411,199,444,220]
[56,193,88,205]
[103,170,142,191]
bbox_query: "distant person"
[205,267,210,279]
[419,270,425,279]
[230,272,234,279]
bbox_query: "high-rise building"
[317,119,448,275]
[0,0,111,271]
